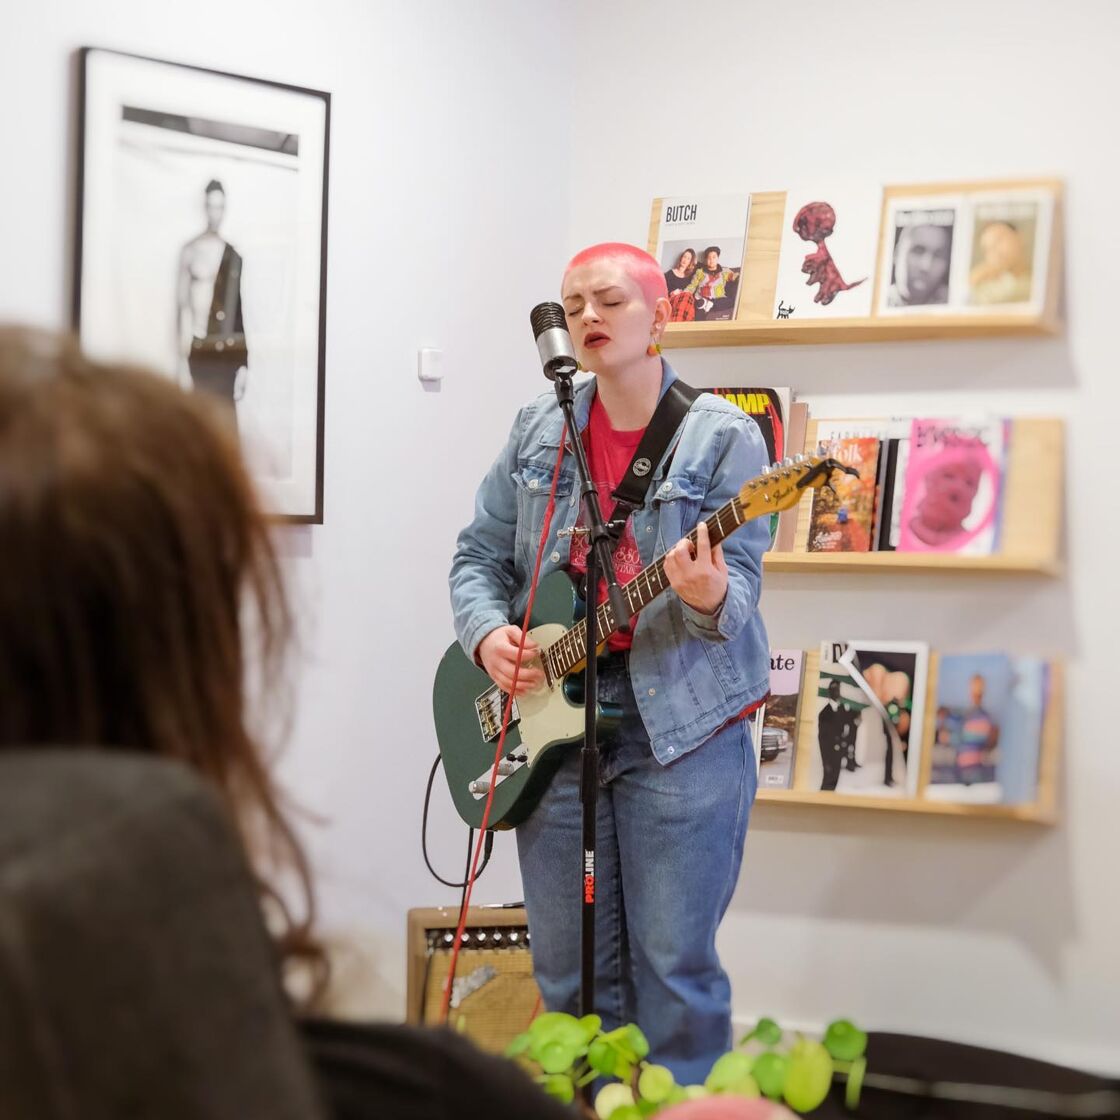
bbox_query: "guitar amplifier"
[406,906,541,1055]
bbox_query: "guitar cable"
[421,754,494,888]
[438,438,568,1024]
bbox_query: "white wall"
[0,0,570,1015]
[565,0,1120,1074]
[3,0,1117,1076]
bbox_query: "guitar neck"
[543,492,747,681]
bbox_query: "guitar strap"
[605,378,702,544]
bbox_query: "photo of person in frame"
[177,179,249,436]
[885,208,955,308]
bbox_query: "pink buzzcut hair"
[564,242,668,306]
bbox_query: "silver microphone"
[530,301,578,381]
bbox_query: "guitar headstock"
[736,454,859,518]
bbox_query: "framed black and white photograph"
[74,47,329,522]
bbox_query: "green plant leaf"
[783,1040,834,1113]
[725,1074,761,1098]
[845,1055,867,1110]
[594,1083,635,1119]
[579,1014,603,1042]
[542,1073,575,1105]
[504,1031,532,1058]
[624,1024,650,1061]
[637,1064,675,1104]
[529,1012,589,1052]
[823,1019,868,1062]
[742,1017,783,1046]
[752,1051,788,1100]
[587,1038,618,1076]
[683,1085,709,1100]
[607,1108,643,1120]
[705,1050,754,1093]
[538,1040,579,1075]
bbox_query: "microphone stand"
[551,372,631,1047]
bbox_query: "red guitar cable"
[439,439,568,1024]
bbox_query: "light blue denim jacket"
[449,360,770,764]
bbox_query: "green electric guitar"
[433,454,853,830]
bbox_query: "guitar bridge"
[475,685,520,743]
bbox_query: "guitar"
[433,454,855,830]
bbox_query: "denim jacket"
[449,360,770,764]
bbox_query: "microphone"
[530,302,578,381]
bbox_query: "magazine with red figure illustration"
[897,418,1009,555]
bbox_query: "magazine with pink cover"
[897,418,1009,555]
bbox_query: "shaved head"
[564,242,668,307]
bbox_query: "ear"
[650,295,671,340]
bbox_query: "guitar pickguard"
[466,622,583,800]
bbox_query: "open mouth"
[584,332,610,348]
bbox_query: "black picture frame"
[74,47,329,523]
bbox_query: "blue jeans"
[516,657,756,1087]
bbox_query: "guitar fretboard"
[543,492,747,681]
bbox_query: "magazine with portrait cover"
[897,417,1010,555]
[963,190,1054,314]
[877,194,965,315]
[806,437,881,552]
[752,649,805,790]
[805,640,928,797]
[924,653,1048,805]
[654,195,751,323]
[772,185,880,321]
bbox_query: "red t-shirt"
[567,396,646,652]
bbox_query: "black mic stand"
[551,372,631,1057]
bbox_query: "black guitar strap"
[605,378,702,543]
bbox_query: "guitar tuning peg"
[760,464,772,475]
[793,453,806,464]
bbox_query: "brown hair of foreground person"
[0,326,323,995]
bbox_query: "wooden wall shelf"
[763,551,1060,577]
[649,179,1064,349]
[755,653,1062,824]
[768,416,1064,575]
[662,315,1059,349]
[756,789,1055,824]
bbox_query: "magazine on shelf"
[655,195,751,323]
[773,401,809,552]
[807,437,881,552]
[772,184,880,321]
[805,640,929,797]
[708,387,791,465]
[897,417,1010,555]
[752,649,805,789]
[925,653,1048,804]
[877,194,965,315]
[709,386,791,544]
[963,190,1054,315]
